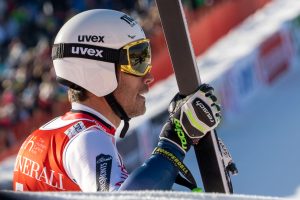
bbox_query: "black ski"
[155,0,237,193]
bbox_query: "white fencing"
[0,191,294,200]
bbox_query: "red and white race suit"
[13,103,128,191]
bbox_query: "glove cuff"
[157,139,185,159]
[152,144,198,191]
[159,137,187,154]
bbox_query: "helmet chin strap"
[105,93,130,138]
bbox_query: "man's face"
[113,71,154,118]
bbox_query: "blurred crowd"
[0,0,155,129]
[0,0,221,151]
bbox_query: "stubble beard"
[126,99,146,118]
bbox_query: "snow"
[1,0,300,199]
[218,68,300,196]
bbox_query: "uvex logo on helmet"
[71,46,103,58]
[78,35,105,43]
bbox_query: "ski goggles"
[52,39,152,77]
[119,39,152,76]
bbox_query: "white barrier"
[0,191,294,200]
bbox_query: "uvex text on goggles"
[52,39,152,77]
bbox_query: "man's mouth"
[140,87,149,94]
[137,94,145,101]
[138,88,149,100]
[137,93,146,99]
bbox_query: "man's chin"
[128,106,146,118]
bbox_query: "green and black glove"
[160,83,221,153]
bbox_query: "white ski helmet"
[52,9,146,96]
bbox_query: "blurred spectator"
[0,87,17,127]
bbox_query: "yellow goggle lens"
[120,39,152,76]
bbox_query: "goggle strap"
[52,43,120,63]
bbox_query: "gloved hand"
[159,84,221,153]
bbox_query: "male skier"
[13,9,221,191]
